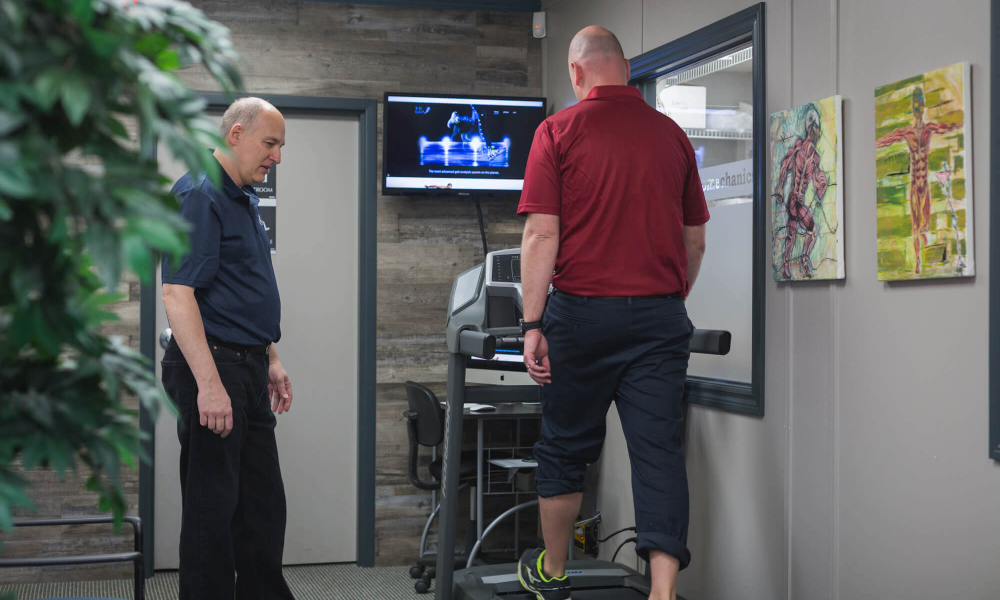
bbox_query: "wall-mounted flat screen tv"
[382,92,547,195]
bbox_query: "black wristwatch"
[520,319,543,334]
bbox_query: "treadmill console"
[446,248,524,356]
[491,253,521,284]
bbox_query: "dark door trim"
[140,94,379,573]
[990,0,1000,461]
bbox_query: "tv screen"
[383,92,547,195]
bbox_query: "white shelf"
[683,128,753,140]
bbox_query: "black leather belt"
[207,336,270,356]
[553,290,682,301]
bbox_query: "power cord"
[596,526,636,543]
[611,537,638,563]
[474,197,488,258]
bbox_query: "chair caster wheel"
[410,565,425,579]
[426,567,436,579]
[422,571,433,585]
[415,580,430,594]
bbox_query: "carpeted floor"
[0,564,419,600]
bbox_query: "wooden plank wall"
[175,1,543,567]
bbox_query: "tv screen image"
[383,93,546,194]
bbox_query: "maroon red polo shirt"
[517,85,710,297]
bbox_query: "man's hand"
[523,329,551,386]
[269,359,293,414]
[198,379,234,437]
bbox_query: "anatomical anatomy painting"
[875,62,973,280]
[770,95,844,281]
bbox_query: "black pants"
[161,339,295,600]
[534,291,694,569]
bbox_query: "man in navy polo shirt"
[161,97,295,600]
[515,27,709,600]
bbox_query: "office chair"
[0,516,144,600]
[404,381,479,594]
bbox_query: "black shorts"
[534,290,694,569]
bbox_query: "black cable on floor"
[474,197,488,258]
[611,537,638,564]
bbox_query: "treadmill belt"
[500,589,647,599]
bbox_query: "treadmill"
[436,248,732,600]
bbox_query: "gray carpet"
[0,564,418,600]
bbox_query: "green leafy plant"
[0,0,244,538]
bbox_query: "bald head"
[220,97,279,138]
[215,96,285,188]
[567,26,630,101]
[569,26,625,63]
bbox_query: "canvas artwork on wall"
[875,62,974,280]
[769,95,845,281]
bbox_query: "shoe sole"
[517,564,569,600]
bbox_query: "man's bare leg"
[648,550,680,600]
[540,493,582,578]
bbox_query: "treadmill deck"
[497,590,647,599]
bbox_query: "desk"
[458,396,542,546]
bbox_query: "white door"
[154,112,360,568]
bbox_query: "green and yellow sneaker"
[517,548,572,600]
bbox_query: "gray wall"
[542,1,999,599]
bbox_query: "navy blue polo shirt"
[162,158,281,346]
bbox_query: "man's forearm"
[686,247,705,291]
[683,224,707,294]
[162,286,221,387]
[521,227,559,322]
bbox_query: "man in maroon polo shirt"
[514,26,709,600]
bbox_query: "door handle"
[159,328,172,349]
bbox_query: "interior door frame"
[139,93,379,573]
[990,0,1000,462]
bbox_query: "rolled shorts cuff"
[534,477,587,498]
[635,532,691,571]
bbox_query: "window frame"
[628,3,767,416]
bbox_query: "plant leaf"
[0,109,22,136]
[0,39,21,75]
[104,115,129,138]
[84,29,120,57]
[32,304,61,355]
[131,217,186,253]
[85,223,122,292]
[33,68,63,111]
[156,49,180,71]
[122,233,152,283]
[61,75,92,127]
[134,33,170,58]
[0,163,33,198]
[71,0,94,26]
[0,199,11,221]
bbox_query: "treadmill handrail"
[690,329,731,356]
[458,329,496,359]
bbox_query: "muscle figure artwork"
[769,96,844,281]
[874,63,974,280]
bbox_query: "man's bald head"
[567,26,630,100]
[569,26,625,64]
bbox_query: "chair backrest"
[404,381,444,447]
